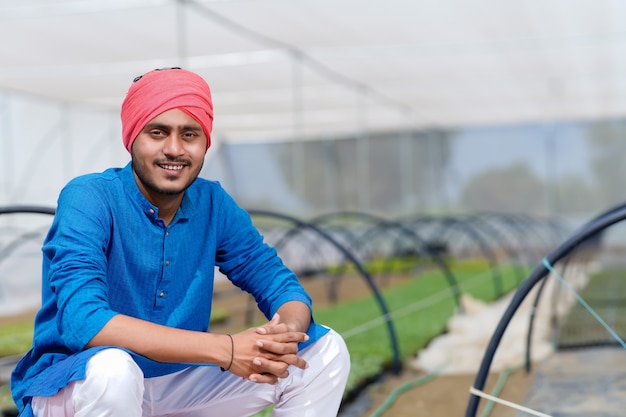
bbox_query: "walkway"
[520,346,626,416]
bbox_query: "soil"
[0,272,537,417]
[211,273,537,417]
[351,365,536,417]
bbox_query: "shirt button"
[159,291,165,297]
[149,209,155,214]
[165,260,170,266]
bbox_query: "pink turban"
[121,68,214,153]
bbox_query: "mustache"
[155,158,192,166]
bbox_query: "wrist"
[220,334,234,372]
[283,318,310,334]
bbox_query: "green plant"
[315,261,526,391]
[0,260,528,416]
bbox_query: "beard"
[131,151,204,196]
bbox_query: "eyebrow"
[144,123,203,132]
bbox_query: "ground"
[0,272,536,417]
[353,365,536,417]
[213,273,537,417]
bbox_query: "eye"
[182,130,200,140]
[149,129,166,137]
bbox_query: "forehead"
[145,108,202,128]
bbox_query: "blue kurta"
[11,163,327,415]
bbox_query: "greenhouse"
[2,1,626,416]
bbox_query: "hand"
[225,314,309,384]
[249,314,309,382]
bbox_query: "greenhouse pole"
[357,87,370,213]
[176,0,189,68]
[291,52,306,207]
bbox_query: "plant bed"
[0,260,527,416]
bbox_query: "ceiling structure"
[1,0,626,143]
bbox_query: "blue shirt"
[11,162,328,414]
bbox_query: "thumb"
[256,313,281,334]
[268,313,281,325]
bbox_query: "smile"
[158,164,185,171]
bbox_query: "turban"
[121,68,213,153]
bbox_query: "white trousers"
[31,329,350,417]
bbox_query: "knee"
[308,329,351,380]
[326,329,351,373]
[74,348,144,412]
[296,329,350,395]
[86,348,143,388]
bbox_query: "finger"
[255,313,281,335]
[252,356,290,378]
[256,339,297,355]
[272,331,309,343]
[248,373,279,385]
[255,323,288,336]
[256,335,308,353]
[270,313,281,324]
[275,354,308,370]
[254,354,308,371]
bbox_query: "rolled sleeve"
[43,183,117,350]
[214,191,313,319]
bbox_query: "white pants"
[31,330,350,417]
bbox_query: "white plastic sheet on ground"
[412,262,593,374]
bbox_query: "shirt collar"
[121,162,193,224]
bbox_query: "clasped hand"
[227,314,309,385]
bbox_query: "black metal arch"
[0,227,50,264]
[0,205,405,374]
[464,205,626,417]
[308,211,463,308]
[404,214,506,298]
[0,205,56,262]
[473,212,551,266]
[502,212,567,257]
[269,218,366,303]
[254,219,335,282]
[306,213,432,282]
[248,209,403,374]
[462,213,529,283]
[522,203,624,373]
[0,206,56,303]
[0,205,56,216]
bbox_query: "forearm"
[85,314,232,368]
[276,301,311,333]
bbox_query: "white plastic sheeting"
[0,0,626,142]
[413,262,593,374]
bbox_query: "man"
[11,67,350,417]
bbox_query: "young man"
[11,67,350,417]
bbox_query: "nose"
[162,133,185,157]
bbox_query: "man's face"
[131,108,207,202]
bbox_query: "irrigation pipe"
[366,358,528,417]
[348,270,512,416]
[478,362,524,417]
[364,361,541,417]
[367,360,449,417]
[365,362,531,417]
